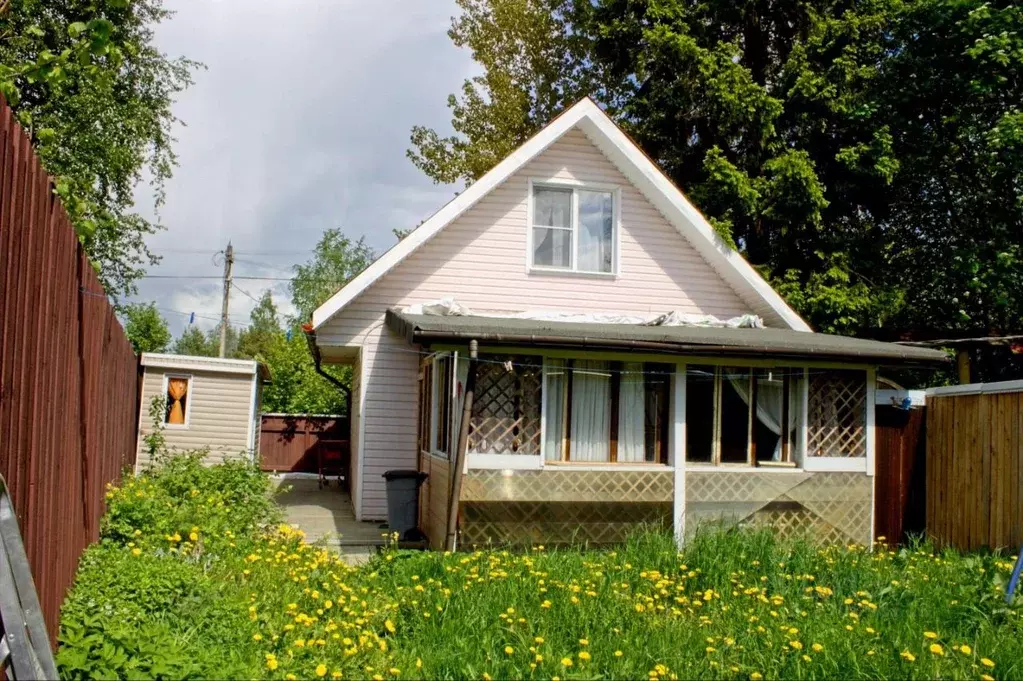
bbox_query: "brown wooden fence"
[259,415,349,476]
[926,385,1023,551]
[0,100,139,644]
[874,406,927,545]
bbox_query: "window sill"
[543,461,670,472]
[163,424,190,430]
[527,266,619,279]
[685,464,806,473]
[468,453,541,470]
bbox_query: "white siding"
[136,367,256,469]
[319,127,756,520]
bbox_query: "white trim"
[672,362,686,547]
[311,98,809,332]
[246,375,258,462]
[926,379,1023,397]
[875,389,927,407]
[803,457,868,473]
[142,352,260,376]
[865,367,876,477]
[467,454,543,470]
[161,373,193,429]
[684,464,807,473]
[542,463,673,472]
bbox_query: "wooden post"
[781,373,791,462]
[956,349,971,384]
[445,340,478,551]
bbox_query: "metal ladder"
[0,475,58,680]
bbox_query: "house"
[135,353,270,469]
[308,98,947,549]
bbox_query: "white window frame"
[802,367,873,474]
[162,373,193,429]
[526,178,621,276]
[429,353,455,458]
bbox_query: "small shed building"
[135,353,270,469]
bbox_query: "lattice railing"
[807,370,866,457]
[468,356,542,455]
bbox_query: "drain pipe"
[445,339,478,551]
[302,323,352,408]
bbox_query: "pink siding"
[319,127,755,519]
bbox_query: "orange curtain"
[167,378,188,424]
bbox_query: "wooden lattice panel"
[468,356,542,455]
[460,501,672,546]
[807,370,866,458]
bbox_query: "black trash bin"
[382,470,428,540]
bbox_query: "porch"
[270,477,387,557]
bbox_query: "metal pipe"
[445,339,478,551]
[302,324,352,409]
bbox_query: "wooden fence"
[0,100,139,643]
[926,384,1023,550]
[874,405,927,544]
[259,415,349,475]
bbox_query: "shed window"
[531,184,616,274]
[165,376,190,425]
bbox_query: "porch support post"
[446,339,478,551]
[671,362,686,548]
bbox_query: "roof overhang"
[140,353,272,382]
[312,98,810,332]
[386,309,950,367]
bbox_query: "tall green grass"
[58,458,1023,680]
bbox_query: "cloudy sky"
[130,0,474,335]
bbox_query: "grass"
[58,457,1023,680]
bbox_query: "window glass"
[533,187,572,227]
[642,364,672,463]
[808,369,866,457]
[543,359,566,461]
[753,369,803,463]
[431,356,452,456]
[165,377,189,425]
[720,367,752,463]
[468,356,542,455]
[533,227,572,268]
[569,360,612,462]
[532,187,573,269]
[685,366,715,462]
[578,190,614,273]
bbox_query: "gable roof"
[312,98,811,332]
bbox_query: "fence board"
[926,388,1023,550]
[259,415,349,474]
[0,97,138,645]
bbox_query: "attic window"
[530,182,617,274]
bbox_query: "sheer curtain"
[544,360,566,461]
[618,362,646,462]
[570,360,611,462]
[729,372,800,461]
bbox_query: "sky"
[130,0,474,336]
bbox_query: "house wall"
[136,367,256,468]
[319,126,759,520]
[350,354,363,514]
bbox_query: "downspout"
[446,339,478,551]
[302,323,352,409]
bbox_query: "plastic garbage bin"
[382,470,428,540]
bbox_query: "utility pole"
[218,242,234,357]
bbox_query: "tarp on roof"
[385,309,949,366]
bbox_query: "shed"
[135,353,271,469]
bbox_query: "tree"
[0,0,198,297]
[290,229,374,323]
[236,292,281,360]
[120,302,171,354]
[170,323,238,358]
[410,0,1023,361]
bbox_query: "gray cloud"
[130,0,474,336]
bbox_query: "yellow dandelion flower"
[751,674,763,681]
[579,638,589,646]
[960,644,972,655]
[252,633,262,641]
[189,531,199,541]
[790,640,803,650]
[534,636,545,644]
[482,674,492,681]
[384,619,396,634]
[981,658,995,668]
[561,657,574,667]
[416,659,422,670]
[331,674,342,680]
[929,643,944,656]
[131,548,142,556]
[389,668,400,676]
[505,646,514,655]
[316,664,328,677]
[286,674,297,680]
[615,650,623,657]
[579,651,591,662]
[266,658,279,671]
[924,631,938,639]
[802,655,812,663]
[901,650,916,662]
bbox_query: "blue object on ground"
[1007,547,1023,604]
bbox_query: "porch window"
[431,355,454,456]
[807,369,867,458]
[467,356,542,455]
[531,184,616,274]
[543,360,671,463]
[685,366,805,466]
[164,375,191,426]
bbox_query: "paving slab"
[270,476,388,557]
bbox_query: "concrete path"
[270,476,387,564]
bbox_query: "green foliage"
[120,302,171,354]
[0,0,199,297]
[171,323,239,358]
[141,395,167,466]
[412,0,1023,360]
[289,228,374,324]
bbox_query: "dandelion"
[924,631,938,639]
[534,636,545,644]
[812,643,824,652]
[802,655,812,663]
[929,643,944,656]
[316,664,328,677]
[959,644,972,655]
[266,658,279,671]
[982,676,994,681]
[384,619,396,634]
[614,650,623,657]
[790,640,803,651]
[579,638,589,646]
[505,646,514,655]
[579,651,591,662]
[901,650,916,662]
[561,657,573,667]
[389,668,400,676]
[751,674,763,681]
[331,674,342,680]
[981,658,995,668]
[416,659,422,670]
[131,548,141,556]
[252,633,262,641]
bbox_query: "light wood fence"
[926,384,1023,550]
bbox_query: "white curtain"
[570,360,611,462]
[618,362,646,462]
[729,372,800,461]
[544,360,566,461]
